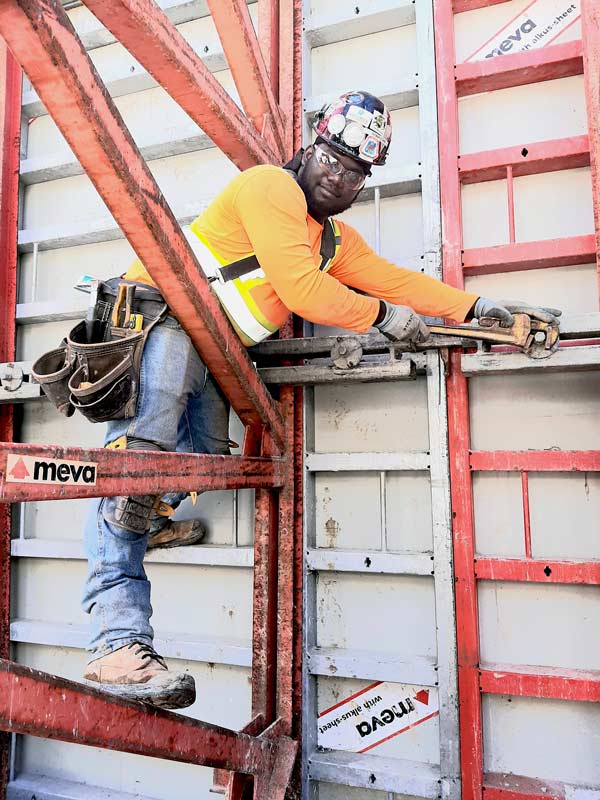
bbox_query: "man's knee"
[102,437,163,534]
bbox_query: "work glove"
[374,300,431,343]
[472,298,562,327]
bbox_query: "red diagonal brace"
[207,0,287,160]
[80,0,280,171]
[0,659,296,799]
[0,0,286,451]
[0,442,285,503]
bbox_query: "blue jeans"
[81,315,230,659]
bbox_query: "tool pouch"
[67,321,145,424]
[31,345,76,418]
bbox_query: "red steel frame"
[0,1,303,798]
[0,38,20,797]
[435,1,600,799]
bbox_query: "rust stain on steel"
[275,386,295,735]
[251,489,278,724]
[0,443,286,503]
[581,0,600,293]
[0,40,21,799]
[206,0,287,160]
[479,666,600,703]
[0,0,285,451]
[0,659,277,774]
[291,384,304,743]
[82,0,279,171]
[324,518,340,549]
[0,39,20,658]
[455,40,583,97]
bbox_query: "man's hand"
[374,300,431,343]
[473,298,562,327]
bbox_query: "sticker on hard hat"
[465,0,580,62]
[369,111,386,134]
[327,113,346,135]
[360,136,380,160]
[345,92,365,104]
[5,453,97,485]
[345,105,373,126]
[342,122,365,147]
[318,680,439,753]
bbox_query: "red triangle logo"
[9,457,30,480]
[415,689,429,705]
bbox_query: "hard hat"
[312,91,392,166]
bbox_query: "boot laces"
[128,642,167,670]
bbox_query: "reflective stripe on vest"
[192,220,342,346]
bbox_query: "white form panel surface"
[314,380,429,454]
[458,76,587,154]
[528,473,600,560]
[316,573,436,659]
[472,473,525,558]
[478,582,600,670]
[469,372,600,451]
[465,264,599,314]
[482,695,600,785]
[311,27,418,99]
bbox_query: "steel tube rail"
[581,0,600,300]
[462,235,597,275]
[455,40,583,96]
[0,39,20,800]
[278,0,302,160]
[0,443,285,503]
[251,489,279,724]
[435,2,482,795]
[0,0,286,451]
[453,0,509,12]
[81,0,280,170]
[479,667,600,702]
[0,660,286,775]
[275,387,295,734]
[258,0,280,98]
[475,558,600,585]
[207,0,286,160]
[470,450,600,471]
[458,136,591,184]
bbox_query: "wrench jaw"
[522,319,560,359]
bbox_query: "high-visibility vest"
[193,218,342,346]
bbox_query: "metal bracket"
[0,361,41,403]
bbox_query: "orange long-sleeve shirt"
[125,164,478,332]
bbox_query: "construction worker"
[80,91,560,709]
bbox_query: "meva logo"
[6,454,97,485]
[485,19,537,58]
[33,460,96,484]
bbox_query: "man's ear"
[302,145,314,166]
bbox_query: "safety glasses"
[313,145,367,191]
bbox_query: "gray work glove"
[375,300,431,343]
[473,298,562,327]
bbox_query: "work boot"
[147,519,206,550]
[84,642,196,709]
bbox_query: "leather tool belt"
[32,279,168,423]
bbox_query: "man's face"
[297,143,369,221]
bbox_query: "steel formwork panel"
[0,1,302,798]
[435,0,600,798]
[301,2,460,798]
